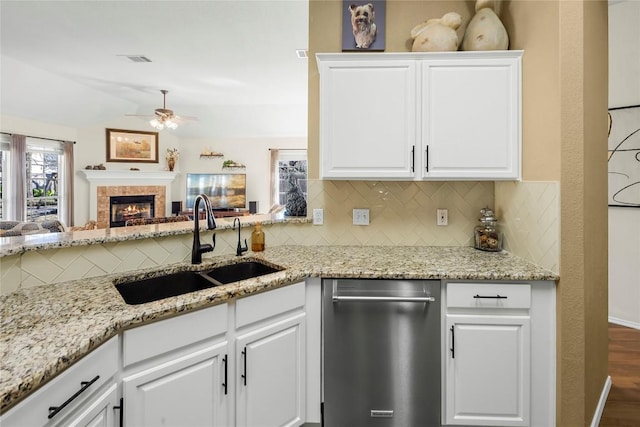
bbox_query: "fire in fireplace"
[110,195,155,227]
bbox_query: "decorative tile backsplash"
[495,181,560,273]
[302,180,494,247]
[1,180,560,294]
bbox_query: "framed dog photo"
[106,128,159,163]
[342,1,386,51]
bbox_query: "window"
[270,149,307,209]
[26,142,61,222]
[1,133,73,224]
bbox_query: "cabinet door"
[318,58,417,179]
[236,313,306,427]
[421,55,521,180]
[123,341,230,427]
[56,383,118,427]
[445,315,530,426]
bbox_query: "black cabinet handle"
[48,375,100,419]
[425,146,429,173]
[222,354,228,395]
[450,325,455,359]
[473,294,508,299]
[411,145,415,173]
[113,397,124,427]
[241,347,247,386]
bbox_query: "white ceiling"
[0,0,309,139]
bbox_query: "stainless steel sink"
[115,260,285,305]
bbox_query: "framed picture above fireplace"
[106,128,159,163]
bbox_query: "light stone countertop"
[0,245,558,413]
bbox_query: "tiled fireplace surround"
[82,170,177,228]
[97,186,165,229]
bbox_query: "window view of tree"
[278,159,307,206]
[26,149,59,222]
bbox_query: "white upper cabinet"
[317,57,417,179]
[317,51,523,181]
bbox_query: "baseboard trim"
[609,316,640,330]
[590,375,612,427]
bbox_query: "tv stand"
[180,209,249,219]
[212,209,249,218]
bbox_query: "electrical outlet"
[353,208,370,225]
[313,208,324,225]
[437,209,448,226]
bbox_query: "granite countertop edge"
[0,245,558,414]
[0,214,310,257]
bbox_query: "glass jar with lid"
[474,207,502,252]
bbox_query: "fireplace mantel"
[81,170,178,185]
[81,170,178,226]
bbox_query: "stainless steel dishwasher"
[322,278,441,427]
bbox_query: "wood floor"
[600,323,640,426]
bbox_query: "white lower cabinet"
[57,382,119,427]
[123,341,229,426]
[0,336,119,427]
[120,281,307,427]
[443,281,555,427]
[234,281,307,427]
[445,315,530,426]
[121,303,231,427]
[235,313,306,427]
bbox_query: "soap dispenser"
[251,222,265,252]
[474,207,502,252]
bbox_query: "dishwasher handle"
[332,295,436,303]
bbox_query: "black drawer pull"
[222,354,228,395]
[411,145,415,173]
[241,347,247,386]
[48,375,100,419]
[473,294,508,299]
[113,397,124,427]
[450,325,455,359]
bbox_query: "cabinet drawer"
[236,281,305,328]
[123,303,227,367]
[0,336,118,427]
[447,282,531,309]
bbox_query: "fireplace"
[110,195,155,227]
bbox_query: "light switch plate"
[353,208,370,225]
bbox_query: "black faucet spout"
[233,217,248,256]
[192,194,217,264]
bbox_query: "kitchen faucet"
[191,194,217,264]
[233,217,248,256]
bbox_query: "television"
[186,173,247,210]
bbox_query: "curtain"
[10,134,26,220]
[269,149,280,209]
[61,141,74,226]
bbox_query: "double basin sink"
[115,260,284,305]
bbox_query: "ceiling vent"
[296,49,308,59]
[119,55,152,63]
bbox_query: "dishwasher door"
[322,279,441,427]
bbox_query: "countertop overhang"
[0,245,558,414]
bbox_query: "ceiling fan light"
[150,118,164,130]
[167,121,178,130]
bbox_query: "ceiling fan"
[127,89,197,130]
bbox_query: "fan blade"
[125,114,156,119]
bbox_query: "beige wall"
[309,1,609,425]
